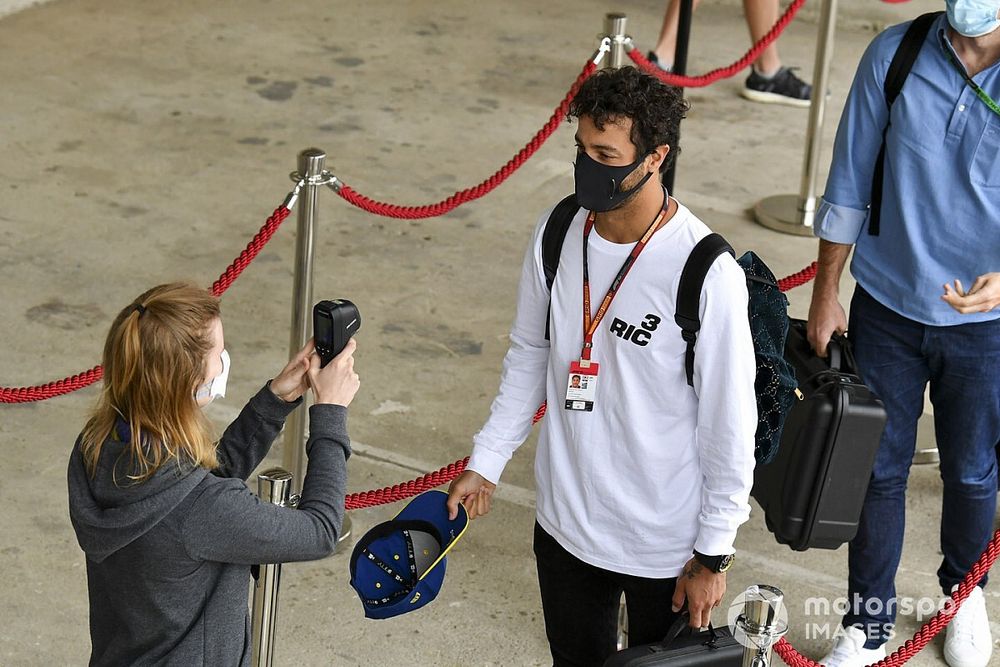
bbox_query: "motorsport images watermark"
[799,593,960,641]
[724,589,963,647]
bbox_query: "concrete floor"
[1,0,995,665]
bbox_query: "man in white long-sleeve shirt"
[446,67,757,667]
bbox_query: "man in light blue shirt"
[807,5,1000,667]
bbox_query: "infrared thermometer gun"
[313,299,362,368]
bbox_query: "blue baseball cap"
[349,489,469,619]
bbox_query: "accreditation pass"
[564,361,599,412]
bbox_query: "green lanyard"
[941,33,1000,118]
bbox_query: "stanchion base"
[913,448,940,465]
[335,514,353,551]
[754,194,816,237]
[616,594,628,650]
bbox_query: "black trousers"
[533,522,680,667]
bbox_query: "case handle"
[662,611,722,645]
[828,331,858,374]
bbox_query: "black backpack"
[868,11,942,236]
[540,195,799,464]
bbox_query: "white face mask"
[195,349,230,404]
[947,0,1000,37]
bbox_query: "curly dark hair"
[568,66,689,172]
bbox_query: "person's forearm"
[469,331,549,483]
[814,240,853,300]
[214,384,301,480]
[182,405,350,566]
[292,404,351,558]
[693,262,756,555]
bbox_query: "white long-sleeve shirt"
[469,200,757,578]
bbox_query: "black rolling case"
[751,318,887,551]
[603,616,742,667]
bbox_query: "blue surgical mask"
[947,0,1000,37]
[195,349,230,404]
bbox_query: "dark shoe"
[646,51,672,73]
[742,66,812,107]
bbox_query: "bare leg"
[652,0,704,66]
[743,0,782,75]
[739,0,810,105]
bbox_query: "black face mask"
[574,150,655,212]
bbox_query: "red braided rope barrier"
[0,365,105,404]
[346,458,471,510]
[778,261,818,292]
[334,60,598,219]
[775,527,1000,667]
[343,404,550,510]
[337,0,807,219]
[530,402,548,426]
[3,5,817,401]
[3,22,820,404]
[210,206,292,297]
[0,205,292,404]
[628,0,808,88]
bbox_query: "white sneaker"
[944,585,992,667]
[820,625,887,667]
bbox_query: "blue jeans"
[844,286,1000,649]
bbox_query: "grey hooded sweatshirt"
[67,385,350,666]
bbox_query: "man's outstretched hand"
[446,470,496,520]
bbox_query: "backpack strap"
[541,194,580,340]
[868,11,941,236]
[675,233,735,387]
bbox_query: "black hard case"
[603,623,742,667]
[751,319,887,551]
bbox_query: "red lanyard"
[581,197,669,361]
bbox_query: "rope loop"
[1,1,820,401]
[334,59,598,219]
[627,0,808,88]
[1,203,293,403]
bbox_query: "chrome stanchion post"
[604,13,628,70]
[796,0,838,229]
[754,0,838,236]
[283,148,324,492]
[251,469,295,667]
[914,395,939,464]
[282,148,352,545]
[616,593,628,650]
[735,585,788,667]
